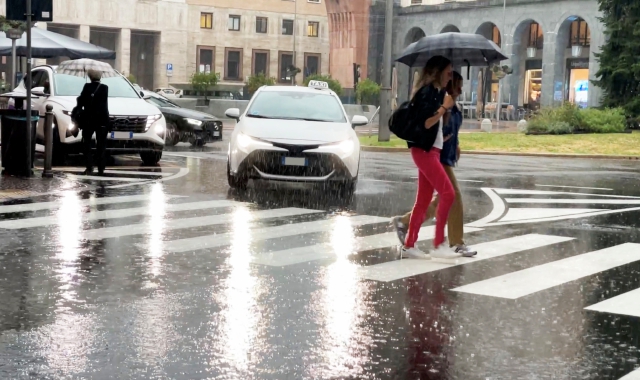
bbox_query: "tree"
[593,0,640,116]
[0,16,26,33]
[303,74,343,96]
[246,73,276,95]
[190,71,220,101]
[127,74,137,84]
[355,78,381,105]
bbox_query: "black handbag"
[389,86,441,145]
[71,83,102,130]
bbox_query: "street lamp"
[571,41,583,58]
[526,46,537,58]
[7,28,23,90]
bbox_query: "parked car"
[9,65,166,165]
[155,88,182,99]
[144,91,222,146]
[225,80,367,197]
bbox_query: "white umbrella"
[56,58,119,78]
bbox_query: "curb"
[360,146,640,160]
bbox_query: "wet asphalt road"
[1,142,640,379]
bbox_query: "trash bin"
[0,109,39,177]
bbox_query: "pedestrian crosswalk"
[2,192,640,323]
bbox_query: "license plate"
[110,131,133,139]
[213,131,220,137]
[281,157,307,166]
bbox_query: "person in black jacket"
[400,55,461,261]
[76,69,110,175]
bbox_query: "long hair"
[445,71,464,99]
[411,55,451,97]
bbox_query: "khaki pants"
[400,165,464,246]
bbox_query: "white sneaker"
[401,247,431,260]
[430,244,463,262]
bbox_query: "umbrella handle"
[464,59,470,80]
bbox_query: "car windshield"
[246,91,346,123]
[146,96,179,108]
[53,73,140,98]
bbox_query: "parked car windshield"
[246,91,346,123]
[146,96,179,108]
[53,73,141,98]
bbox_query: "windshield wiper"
[246,114,275,119]
[298,118,331,122]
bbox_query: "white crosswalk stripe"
[620,369,640,380]
[0,194,183,214]
[584,288,640,318]
[452,243,640,299]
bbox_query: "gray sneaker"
[391,216,407,245]
[453,244,478,257]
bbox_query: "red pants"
[405,147,455,248]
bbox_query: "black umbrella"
[0,27,116,59]
[396,32,507,68]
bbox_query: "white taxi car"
[225,81,368,196]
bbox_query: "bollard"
[42,104,54,178]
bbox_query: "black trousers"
[82,127,108,172]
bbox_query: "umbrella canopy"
[57,59,119,78]
[0,27,115,59]
[396,32,507,68]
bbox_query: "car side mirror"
[140,91,145,98]
[32,86,47,97]
[225,108,241,121]
[351,115,369,127]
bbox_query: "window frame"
[256,17,268,34]
[278,51,295,84]
[225,47,243,81]
[282,19,294,36]
[228,15,241,31]
[252,49,270,77]
[196,45,215,74]
[307,21,319,38]
[304,53,321,78]
[200,12,213,29]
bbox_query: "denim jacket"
[440,104,462,167]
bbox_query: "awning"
[0,27,115,59]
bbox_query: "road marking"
[467,188,506,227]
[359,234,575,282]
[67,174,147,182]
[493,188,640,199]
[0,200,242,229]
[457,179,484,183]
[163,215,389,253]
[486,207,640,226]
[452,243,640,299]
[0,194,181,214]
[251,226,483,267]
[535,184,613,191]
[506,198,640,205]
[106,168,190,189]
[84,207,322,240]
[53,168,172,177]
[499,208,606,222]
[585,288,640,318]
[619,369,640,380]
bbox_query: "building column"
[153,33,163,89]
[540,31,562,108]
[587,30,603,107]
[79,25,90,43]
[116,28,131,77]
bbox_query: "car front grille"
[203,121,221,131]
[249,151,340,178]
[110,116,147,133]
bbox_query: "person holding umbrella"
[399,55,461,260]
[392,71,477,258]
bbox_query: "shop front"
[524,60,542,110]
[565,58,589,108]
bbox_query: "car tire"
[227,160,247,190]
[165,122,179,146]
[140,151,162,165]
[52,122,67,166]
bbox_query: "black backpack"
[389,88,431,144]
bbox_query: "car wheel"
[140,151,162,165]
[227,160,247,190]
[52,121,67,165]
[165,122,179,146]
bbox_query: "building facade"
[6,0,330,92]
[395,0,603,109]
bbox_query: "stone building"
[2,0,330,92]
[395,0,603,109]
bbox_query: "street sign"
[6,0,53,22]
[166,63,173,77]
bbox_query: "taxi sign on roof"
[308,80,329,90]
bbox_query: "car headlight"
[325,139,355,156]
[68,121,76,130]
[237,132,271,150]
[62,110,72,116]
[155,123,165,134]
[185,118,203,127]
[146,114,162,131]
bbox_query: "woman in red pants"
[402,56,461,261]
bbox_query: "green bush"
[580,108,626,133]
[526,104,626,134]
[356,78,381,105]
[246,73,276,95]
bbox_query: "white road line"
[485,207,640,227]
[619,369,640,380]
[106,168,190,189]
[535,184,613,191]
[499,208,606,222]
[452,243,640,299]
[53,168,172,177]
[467,188,506,227]
[506,198,640,205]
[457,179,484,183]
[0,194,181,214]
[0,200,242,229]
[85,207,322,240]
[359,234,575,282]
[493,188,640,199]
[67,174,147,182]
[251,226,483,267]
[163,215,389,253]
[585,288,640,318]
